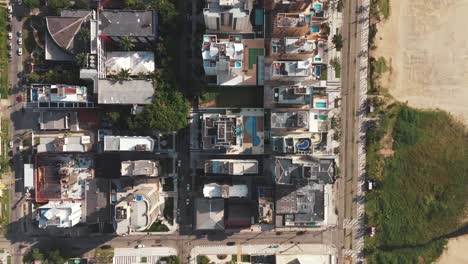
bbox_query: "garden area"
[199,86,263,108]
[145,220,169,232]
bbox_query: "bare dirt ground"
[435,234,468,264]
[374,0,468,124]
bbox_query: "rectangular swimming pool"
[316,102,327,108]
[314,4,322,10]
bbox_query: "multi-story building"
[204,159,258,175]
[114,183,162,235]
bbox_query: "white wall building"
[36,201,82,228]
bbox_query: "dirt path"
[374,0,468,124]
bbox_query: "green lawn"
[365,105,467,263]
[248,48,264,69]
[0,8,9,99]
[1,118,9,174]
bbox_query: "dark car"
[226,242,236,246]
[296,231,305,235]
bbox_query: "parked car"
[8,51,12,58]
[186,183,190,192]
[185,198,190,205]
[366,179,378,191]
[17,31,22,38]
[9,141,13,149]
[8,32,12,40]
[177,159,181,167]
[17,48,22,56]
[7,43,12,50]
[17,37,22,45]
[7,5,12,13]
[8,14,12,22]
[226,242,235,246]
[135,244,145,248]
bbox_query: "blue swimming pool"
[315,66,321,77]
[244,116,261,146]
[314,4,322,10]
[296,139,311,150]
[310,25,320,33]
[319,115,328,121]
[235,61,242,68]
[316,102,327,108]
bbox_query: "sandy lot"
[435,234,468,264]
[375,0,468,124]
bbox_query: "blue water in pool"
[314,4,322,10]
[316,102,327,108]
[244,117,261,146]
[310,25,320,33]
[315,66,321,77]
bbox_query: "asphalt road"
[339,0,365,262]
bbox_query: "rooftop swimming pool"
[310,25,320,33]
[314,3,322,10]
[316,102,327,108]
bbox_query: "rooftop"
[39,111,79,131]
[100,10,157,37]
[37,134,91,153]
[204,159,258,175]
[105,52,155,76]
[275,157,334,185]
[121,160,159,177]
[36,201,83,228]
[35,154,94,202]
[203,183,248,198]
[114,183,161,235]
[203,0,253,33]
[195,198,225,230]
[272,61,311,77]
[30,84,88,103]
[201,110,264,154]
[104,136,155,152]
[97,79,153,105]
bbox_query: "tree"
[26,72,42,83]
[75,52,88,68]
[151,0,178,31]
[77,28,90,43]
[119,36,135,51]
[47,249,66,264]
[129,78,190,132]
[72,0,89,9]
[332,33,343,51]
[124,0,147,9]
[24,0,40,9]
[44,70,59,83]
[24,248,44,263]
[47,0,71,15]
[330,56,341,69]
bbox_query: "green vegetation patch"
[373,57,388,75]
[145,220,169,232]
[163,197,174,225]
[248,48,264,69]
[365,105,468,263]
[200,86,263,108]
[0,8,9,99]
[378,0,391,20]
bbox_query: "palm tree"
[77,28,90,42]
[75,52,88,68]
[332,33,343,51]
[116,68,132,81]
[119,36,135,51]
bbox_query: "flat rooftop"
[105,52,155,76]
[97,79,153,105]
[104,136,155,152]
[100,10,157,37]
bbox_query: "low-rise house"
[36,201,83,228]
[121,160,159,177]
[103,136,155,152]
[201,109,264,154]
[274,157,335,227]
[36,134,92,153]
[203,0,253,34]
[28,84,94,109]
[195,198,225,230]
[204,159,258,175]
[97,79,154,105]
[203,183,248,198]
[39,111,79,131]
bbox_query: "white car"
[9,141,13,148]
[7,5,12,13]
[8,32,12,40]
[135,244,145,248]
[17,48,22,56]
[7,43,12,50]
[17,38,22,45]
